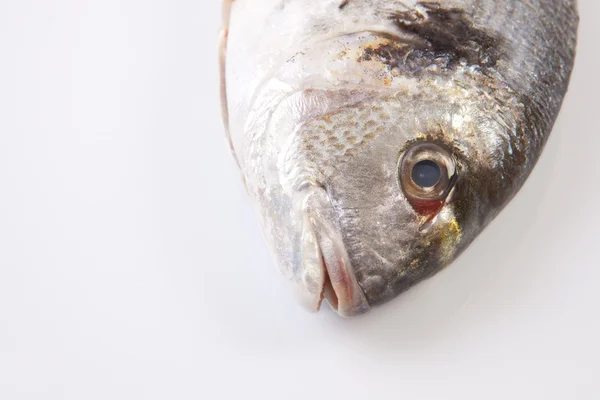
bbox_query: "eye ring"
[399,143,457,210]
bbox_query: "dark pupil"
[411,160,441,188]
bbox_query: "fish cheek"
[331,175,453,305]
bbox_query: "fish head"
[224,0,577,316]
[236,18,564,316]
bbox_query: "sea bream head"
[221,1,578,316]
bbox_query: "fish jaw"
[301,187,370,317]
[263,184,371,317]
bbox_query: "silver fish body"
[219,0,578,316]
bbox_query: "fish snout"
[300,187,370,317]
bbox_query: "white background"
[0,1,598,399]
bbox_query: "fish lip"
[317,234,370,317]
[304,187,370,317]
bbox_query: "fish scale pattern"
[298,102,392,164]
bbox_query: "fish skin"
[220,0,578,316]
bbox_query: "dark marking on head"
[339,0,349,10]
[392,2,500,67]
[360,2,501,74]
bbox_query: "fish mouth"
[317,226,370,317]
[302,187,370,317]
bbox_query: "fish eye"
[399,143,457,214]
[411,160,442,188]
